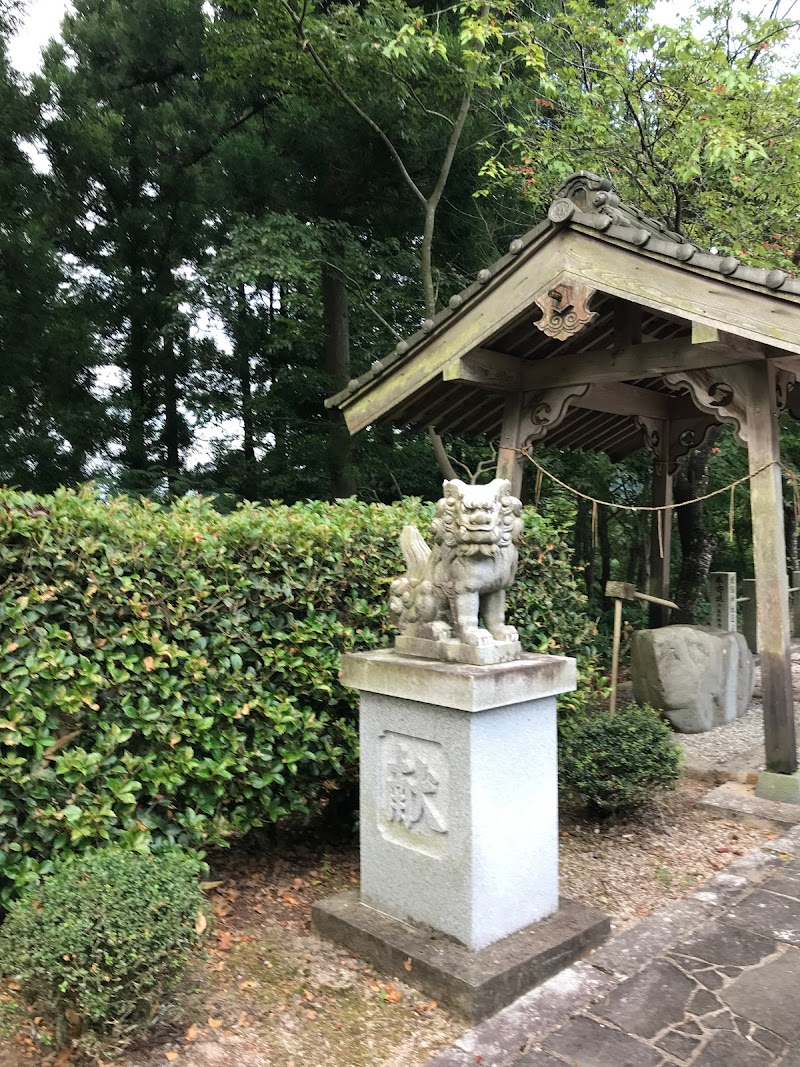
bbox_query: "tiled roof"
[327,170,800,410]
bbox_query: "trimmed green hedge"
[0,487,600,905]
[0,847,207,1060]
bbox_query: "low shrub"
[0,486,602,904]
[558,703,682,814]
[0,846,206,1061]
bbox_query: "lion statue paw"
[490,625,519,643]
[462,627,493,647]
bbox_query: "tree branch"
[427,425,458,480]
[278,0,427,208]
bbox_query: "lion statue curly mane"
[389,478,524,664]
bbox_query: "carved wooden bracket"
[636,414,718,474]
[664,368,748,446]
[635,415,666,461]
[776,368,796,413]
[524,384,590,445]
[533,276,598,341]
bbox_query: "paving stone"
[753,1026,787,1055]
[704,1009,737,1031]
[671,952,708,972]
[687,987,722,1016]
[512,1050,562,1066]
[695,968,725,990]
[699,782,800,830]
[691,1029,774,1066]
[424,1050,474,1067]
[724,889,800,944]
[453,960,616,1061]
[693,871,752,908]
[762,872,800,900]
[588,898,709,979]
[593,959,695,1039]
[543,1016,663,1067]
[672,918,778,969]
[655,1028,702,1061]
[721,946,800,1041]
[725,849,788,880]
[680,1020,703,1035]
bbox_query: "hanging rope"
[518,449,782,513]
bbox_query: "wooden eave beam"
[444,339,764,393]
[572,382,697,420]
[522,339,764,390]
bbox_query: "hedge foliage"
[0,847,206,1060]
[559,703,682,814]
[0,487,601,905]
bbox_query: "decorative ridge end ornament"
[388,479,525,666]
[549,171,686,244]
[534,279,597,341]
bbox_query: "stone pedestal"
[313,649,610,1019]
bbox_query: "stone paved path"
[426,824,800,1067]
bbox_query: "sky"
[10,0,70,74]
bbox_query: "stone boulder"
[631,625,755,733]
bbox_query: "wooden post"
[649,455,673,628]
[744,361,797,775]
[496,392,525,498]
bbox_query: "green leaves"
[0,847,207,1060]
[559,703,682,814]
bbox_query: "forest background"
[3,0,800,625]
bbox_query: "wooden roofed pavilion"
[326,171,800,784]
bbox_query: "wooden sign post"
[605,582,679,713]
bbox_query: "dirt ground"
[0,779,776,1067]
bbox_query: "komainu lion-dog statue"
[389,478,525,665]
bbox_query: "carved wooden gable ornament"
[533,275,598,342]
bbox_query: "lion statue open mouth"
[389,478,524,665]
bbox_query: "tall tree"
[37,0,266,494]
[0,5,105,490]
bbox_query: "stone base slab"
[756,768,800,806]
[312,890,609,1023]
[341,649,576,712]
[698,780,800,828]
[394,634,522,666]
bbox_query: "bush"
[558,703,682,814]
[0,847,206,1061]
[0,487,601,904]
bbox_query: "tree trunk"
[234,284,257,499]
[162,329,181,495]
[599,507,611,597]
[126,276,150,478]
[785,501,798,573]
[322,255,356,497]
[574,497,595,602]
[672,426,723,624]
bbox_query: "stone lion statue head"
[431,478,523,557]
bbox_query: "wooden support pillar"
[744,361,797,775]
[496,392,525,498]
[649,455,673,628]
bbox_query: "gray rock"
[631,625,755,733]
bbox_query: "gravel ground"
[560,779,773,932]
[674,646,800,768]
